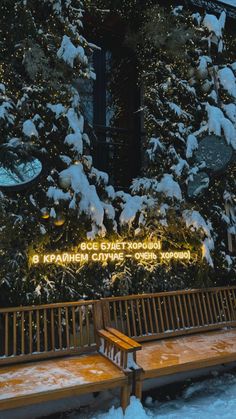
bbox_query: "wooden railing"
[102,286,236,342]
[0,300,101,365]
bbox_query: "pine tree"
[129,4,236,288]
[0,0,117,306]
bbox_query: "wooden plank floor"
[137,329,236,379]
[0,353,126,410]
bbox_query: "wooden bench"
[101,286,236,398]
[0,300,139,414]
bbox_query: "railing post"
[93,301,104,347]
[102,300,111,327]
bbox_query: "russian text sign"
[30,240,191,265]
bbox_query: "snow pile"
[65,108,84,154]
[93,397,148,419]
[186,134,198,158]
[171,158,189,177]
[206,103,236,150]
[167,102,191,119]
[155,174,182,201]
[47,103,66,118]
[202,11,226,52]
[197,56,212,79]
[58,163,105,233]
[131,175,182,201]
[218,67,236,99]
[146,137,165,161]
[57,35,87,68]
[183,210,214,266]
[223,103,236,123]
[0,101,14,125]
[118,192,150,227]
[22,119,38,137]
[91,168,109,185]
[69,373,236,418]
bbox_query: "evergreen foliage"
[0,1,235,306]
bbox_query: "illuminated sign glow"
[30,240,191,265]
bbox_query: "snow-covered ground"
[67,372,236,419]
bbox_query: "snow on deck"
[0,353,125,401]
[136,329,236,374]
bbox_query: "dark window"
[80,18,142,189]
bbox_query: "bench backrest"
[0,300,103,365]
[102,286,236,342]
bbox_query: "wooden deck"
[137,329,236,380]
[0,353,127,411]
[1,286,236,414]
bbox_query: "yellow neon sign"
[30,240,192,265]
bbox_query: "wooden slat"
[72,307,76,348]
[29,311,33,354]
[182,294,190,328]
[201,293,209,326]
[196,293,204,326]
[13,312,17,356]
[147,299,154,334]
[187,293,195,326]
[210,292,218,323]
[206,292,213,324]
[215,292,223,322]
[141,299,148,335]
[163,297,170,331]
[101,286,236,303]
[113,302,118,329]
[125,301,131,337]
[119,301,124,333]
[58,307,62,350]
[167,296,175,330]
[85,306,90,346]
[44,309,48,352]
[50,309,55,351]
[223,290,231,321]
[4,313,8,356]
[36,310,40,353]
[177,295,185,329]
[136,299,142,336]
[21,312,25,355]
[130,300,137,337]
[0,299,96,313]
[79,306,83,347]
[152,298,159,334]
[227,289,235,320]
[192,293,200,326]
[157,297,165,332]
[65,307,70,349]
[106,327,142,350]
[219,290,227,322]
[172,295,180,330]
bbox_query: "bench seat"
[136,328,236,380]
[0,353,127,411]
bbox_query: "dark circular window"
[0,157,43,191]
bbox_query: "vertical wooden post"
[102,300,111,327]
[121,383,131,412]
[93,301,104,347]
[134,370,142,399]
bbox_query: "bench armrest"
[97,329,140,371]
[105,327,142,351]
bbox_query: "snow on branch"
[206,103,236,149]
[183,210,214,266]
[57,35,87,68]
